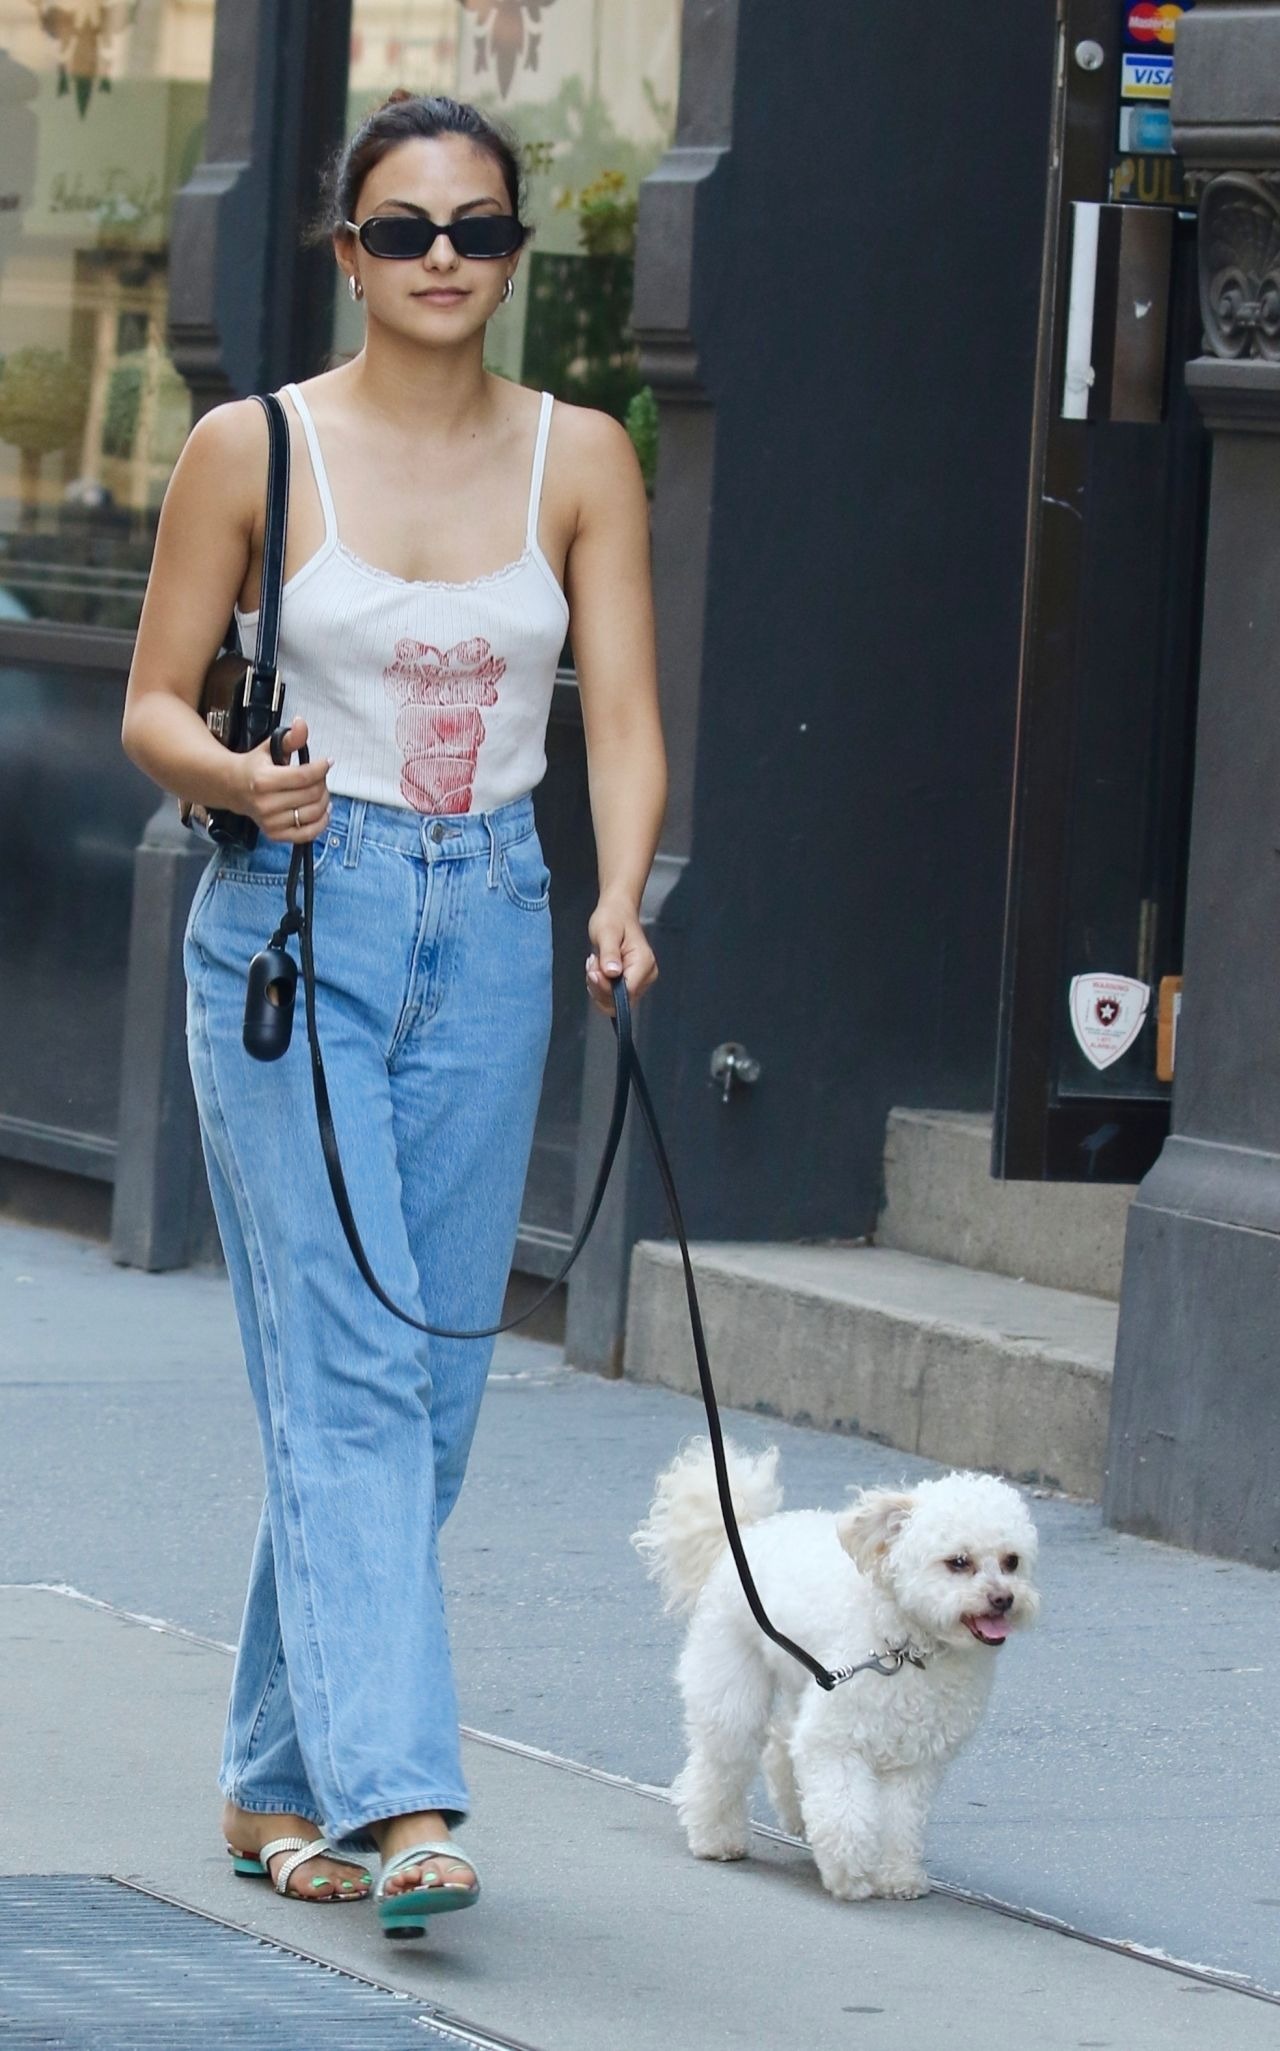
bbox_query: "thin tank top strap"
[280,381,338,547]
[525,390,554,551]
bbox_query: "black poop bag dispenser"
[244,936,299,1060]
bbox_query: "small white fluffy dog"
[631,1438,1040,1901]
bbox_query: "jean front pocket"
[184,847,221,929]
[216,826,337,889]
[498,828,551,913]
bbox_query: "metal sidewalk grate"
[0,1875,521,2049]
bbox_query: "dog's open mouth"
[964,1613,1011,1645]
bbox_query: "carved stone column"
[1105,0,1280,1564]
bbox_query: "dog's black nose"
[988,1591,1014,1614]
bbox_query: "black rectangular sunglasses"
[345,213,526,260]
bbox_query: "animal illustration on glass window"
[460,0,558,98]
[29,2,139,117]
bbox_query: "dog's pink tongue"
[973,1615,1010,1643]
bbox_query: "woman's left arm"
[562,408,668,1017]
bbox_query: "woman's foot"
[221,1800,372,1899]
[372,1810,477,1895]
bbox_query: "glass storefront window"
[0,3,212,630]
[335,1,680,488]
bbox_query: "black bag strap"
[241,392,291,751]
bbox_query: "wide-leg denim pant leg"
[182,791,553,1852]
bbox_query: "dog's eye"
[1002,1553,1020,1573]
[944,1555,973,1574]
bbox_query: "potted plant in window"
[522,169,657,491]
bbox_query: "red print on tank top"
[380,635,506,813]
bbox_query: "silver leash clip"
[863,1648,910,1676]
[823,1645,927,1687]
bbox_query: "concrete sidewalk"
[3,1583,1276,2051]
[2,1217,1280,2046]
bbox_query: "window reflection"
[0,2,212,629]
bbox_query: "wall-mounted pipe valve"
[710,1041,762,1104]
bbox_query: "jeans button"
[429,821,446,842]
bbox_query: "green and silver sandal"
[374,1839,481,1940]
[227,1834,371,1899]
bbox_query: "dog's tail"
[630,1436,782,1613]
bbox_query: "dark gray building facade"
[2,0,1276,1566]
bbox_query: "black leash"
[226,394,897,1694]
[247,792,869,1693]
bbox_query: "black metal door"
[994,0,1208,1183]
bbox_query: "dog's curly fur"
[632,1438,1040,1901]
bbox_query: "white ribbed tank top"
[234,381,570,816]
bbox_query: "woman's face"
[339,132,520,343]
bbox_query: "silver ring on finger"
[293,807,301,829]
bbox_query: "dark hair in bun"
[311,91,528,241]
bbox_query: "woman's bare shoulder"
[163,399,285,558]
[171,396,270,514]
[546,393,636,459]
[544,395,644,517]
[183,394,270,460]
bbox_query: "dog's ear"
[836,1489,915,1576]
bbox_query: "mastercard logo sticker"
[1128,3,1185,44]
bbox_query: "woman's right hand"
[230,716,334,843]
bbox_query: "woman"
[121,92,666,1940]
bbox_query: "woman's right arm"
[120,400,332,843]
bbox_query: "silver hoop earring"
[501,274,515,305]
[348,274,363,303]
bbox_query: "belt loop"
[343,799,366,869]
[484,810,499,889]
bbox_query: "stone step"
[624,1240,1117,1498]
[878,1108,1136,1300]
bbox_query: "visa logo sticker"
[1122,52,1175,98]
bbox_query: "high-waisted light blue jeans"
[182,789,553,1855]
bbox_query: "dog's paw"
[873,1869,931,1900]
[685,1829,749,1862]
[815,1865,876,1901]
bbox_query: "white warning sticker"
[1069,974,1151,1070]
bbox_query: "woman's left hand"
[585,893,659,1018]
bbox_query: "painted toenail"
[310,1877,328,1888]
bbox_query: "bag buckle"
[242,665,284,715]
